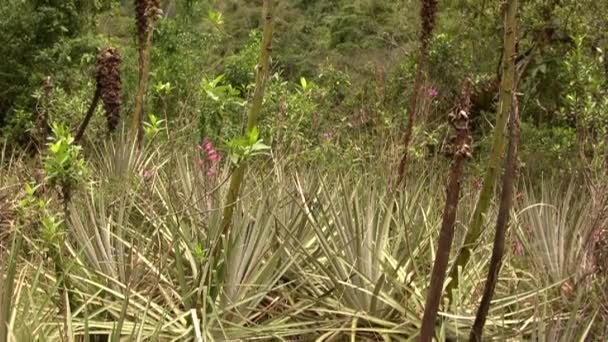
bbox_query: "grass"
[0,136,606,341]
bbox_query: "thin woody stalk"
[419,78,473,342]
[469,92,520,342]
[74,88,100,143]
[446,0,519,299]
[604,47,608,169]
[131,0,160,145]
[219,0,274,238]
[396,0,438,186]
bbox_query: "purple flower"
[428,86,438,98]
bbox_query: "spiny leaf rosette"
[135,0,162,45]
[96,47,122,133]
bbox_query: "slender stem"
[75,88,100,143]
[470,92,520,342]
[446,0,518,300]
[219,0,274,237]
[396,52,427,187]
[131,18,155,146]
[419,78,472,342]
[419,154,465,342]
[396,0,437,186]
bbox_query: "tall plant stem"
[219,0,274,237]
[470,92,520,342]
[75,88,100,143]
[130,20,155,146]
[419,79,472,342]
[419,152,465,341]
[446,0,518,300]
[396,55,427,186]
[396,0,438,187]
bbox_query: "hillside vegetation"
[0,0,607,341]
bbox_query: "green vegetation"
[1,0,607,340]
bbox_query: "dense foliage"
[0,0,607,340]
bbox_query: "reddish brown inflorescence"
[135,0,162,45]
[420,0,438,46]
[446,78,473,159]
[96,47,122,133]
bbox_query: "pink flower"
[143,169,154,183]
[593,228,605,244]
[428,86,438,98]
[473,178,482,190]
[204,137,213,151]
[199,137,221,177]
[513,238,524,256]
[208,150,219,162]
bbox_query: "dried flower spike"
[96,47,122,133]
[420,0,438,45]
[446,78,474,159]
[135,0,162,45]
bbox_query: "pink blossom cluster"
[198,137,221,177]
[594,227,606,244]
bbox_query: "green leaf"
[248,126,259,145]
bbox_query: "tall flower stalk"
[219,0,274,238]
[396,0,438,186]
[98,47,122,135]
[470,91,520,342]
[419,78,473,342]
[131,0,161,145]
[75,47,122,142]
[447,0,519,299]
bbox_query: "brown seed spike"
[447,78,474,159]
[135,0,161,45]
[96,47,122,134]
[420,0,438,45]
